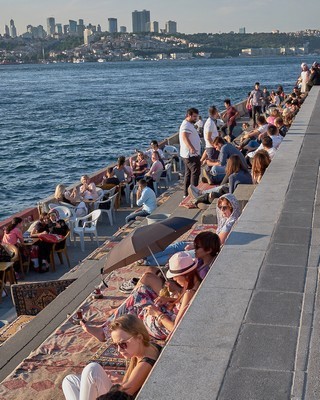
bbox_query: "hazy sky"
[1,0,320,35]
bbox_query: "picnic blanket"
[179,182,215,208]
[0,265,146,400]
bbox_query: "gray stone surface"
[245,290,303,326]
[257,264,306,293]
[265,243,309,267]
[272,225,311,246]
[219,368,293,400]
[231,324,298,370]
[277,211,312,228]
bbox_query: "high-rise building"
[165,20,177,34]
[132,9,150,33]
[84,28,93,45]
[120,26,127,33]
[4,25,10,36]
[63,25,69,35]
[9,19,17,38]
[77,19,85,35]
[239,27,246,34]
[47,17,55,36]
[97,24,101,33]
[55,23,63,35]
[69,20,77,34]
[150,21,159,33]
[108,18,118,33]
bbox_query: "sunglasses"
[219,205,230,211]
[115,335,134,350]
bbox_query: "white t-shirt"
[179,119,201,158]
[258,124,269,135]
[271,135,283,150]
[204,117,219,148]
[247,146,277,160]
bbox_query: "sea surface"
[0,56,314,220]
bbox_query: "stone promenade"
[137,87,320,399]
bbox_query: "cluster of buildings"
[241,44,309,57]
[2,9,177,42]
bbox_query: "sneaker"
[188,185,202,199]
[197,203,210,210]
[119,278,139,293]
[201,168,213,185]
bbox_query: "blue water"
[0,56,312,220]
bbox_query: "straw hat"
[166,251,197,279]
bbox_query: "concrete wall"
[136,88,320,399]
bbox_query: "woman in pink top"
[2,217,24,245]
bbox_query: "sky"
[1,0,320,35]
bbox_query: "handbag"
[0,244,12,262]
[38,234,63,243]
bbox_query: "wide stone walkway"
[137,88,320,400]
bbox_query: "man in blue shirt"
[125,179,157,224]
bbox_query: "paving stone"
[219,368,293,400]
[225,221,274,251]
[286,189,316,202]
[282,199,314,214]
[231,324,298,370]
[257,264,306,293]
[277,211,312,228]
[265,243,309,267]
[245,291,303,326]
[272,226,311,246]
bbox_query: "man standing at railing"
[179,108,201,198]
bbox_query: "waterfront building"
[132,9,150,33]
[108,18,118,33]
[46,17,55,36]
[84,28,93,45]
[56,23,63,35]
[69,20,77,34]
[9,19,17,38]
[165,20,177,34]
[150,21,159,33]
[4,25,9,37]
[239,27,246,34]
[63,25,69,35]
[120,26,127,33]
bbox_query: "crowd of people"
[1,63,319,398]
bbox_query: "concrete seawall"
[137,88,320,399]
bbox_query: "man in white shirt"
[144,140,164,160]
[246,136,277,165]
[201,105,220,161]
[125,179,157,223]
[179,107,201,197]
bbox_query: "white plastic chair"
[152,169,164,196]
[159,163,172,189]
[73,209,102,252]
[94,193,118,226]
[103,186,117,197]
[124,178,135,204]
[50,205,73,220]
[163,145,181,171]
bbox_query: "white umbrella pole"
[147,246,167,281]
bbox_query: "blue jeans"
[210,165,226,184]
[145,241,188,265]
[125,209,149,224]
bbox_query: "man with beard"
[179,107,201,198]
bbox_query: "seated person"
[238,115,269,152]
[232,122,250,147]
[2,217,29,275]
[100,167,120,187]
[125,179,157,224]
[114,156,133,184]
[144,140,164,160]
[81,248,219,342]
[190,155,252,205]
[80,175,98,200]
[144,151,164,188]
[274,117,288,138]
[51,219,69,251]
[216,194,241,245]
[202,137,247,184]
[266,108,281,125]
[62,314,161,399]
[251,150,271,184]
[262,124,283,150]
[130,151,148,179]
[54,184,88,217]
[246,136,276,166]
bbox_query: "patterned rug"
[179,182,215,208]
[0,265,145,400]
[0,315,35,345]
[11,279,76,316]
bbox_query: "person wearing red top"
[221,99,239,141]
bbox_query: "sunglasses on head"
[115,335,134,350]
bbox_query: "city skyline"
[1,0,320,35]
